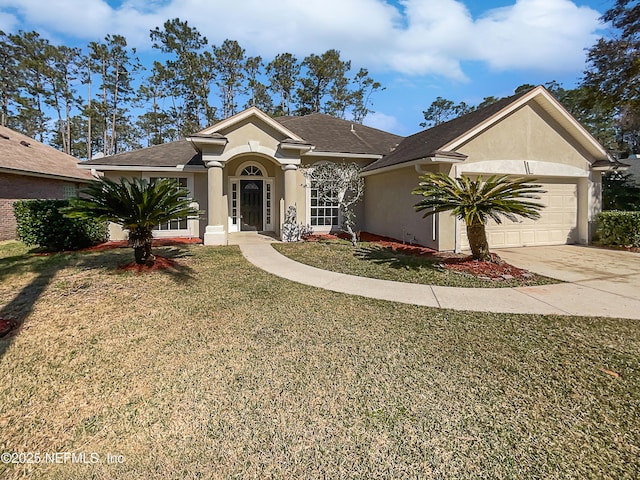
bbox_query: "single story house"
[80,86,621,251]
[0,126,95,241]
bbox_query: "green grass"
[0,240,638,479]
[274,239,559,288]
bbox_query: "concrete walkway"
[238,238,640,320]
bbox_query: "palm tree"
[412,173,546,261]
[64,177,199,264]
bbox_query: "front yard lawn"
[0,241,638,479]
[274,239,559,288]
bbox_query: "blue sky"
[0,0,614,136]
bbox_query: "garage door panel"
[505,232,520,245]
[520,231,536,245]
[548,212,564,224]
[460,180,578,249]
[534,230,551,243]
[549,195,565,207]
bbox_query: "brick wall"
[0,173,82,241]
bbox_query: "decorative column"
[204,161,227,245]
[577,175,590,245]
[281,164,299,241]
[283,164,298,212]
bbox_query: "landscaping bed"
[279,232,558,287]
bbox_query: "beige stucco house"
[80,86,621,251]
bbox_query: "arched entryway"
[228,160,275,232]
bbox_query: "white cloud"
[363,111,403,135]
[472,0,601,71]
[0,10,18,32]
[0,0,602,79]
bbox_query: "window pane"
[152,177,189,231]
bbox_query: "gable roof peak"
[363,84,608,173]
[197,106,304,141]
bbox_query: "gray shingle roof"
[83,140,203,168]
[275,113,402,155]
[81,114,403,168]
[363,90,531,172]
[0,125,93,181]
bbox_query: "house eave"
[361,154,467,177]
[0,166,93,183]
[303,151,383,160]
[591,164,630,172]
[187,136,228,151]
[361,159,429,177]
[77,164,206,172]
[279,142,314,153]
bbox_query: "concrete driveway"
[497,245,640,300]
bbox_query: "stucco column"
[283,164,298,213]
[577,176,590,245]
[204,160,227,245]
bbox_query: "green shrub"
[596,211,640,247]
[13,199,107,251]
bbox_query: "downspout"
[453,164,461,253]
[414,162,431,175]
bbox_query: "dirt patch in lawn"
[306,232,535,281]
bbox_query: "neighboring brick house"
[0,126,94,241]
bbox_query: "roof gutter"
[77,164,206,172]
[590,156,631,172]
[0,166,93,183]
[303,151,382,160]
[362,153,467,177]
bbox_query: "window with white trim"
[310,180,339,227]
[231,181,238,226]
[265,182,272,226]
[241,165,263,176]
[149,176,188,230]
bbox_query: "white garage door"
[460,181,578,249]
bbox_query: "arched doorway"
[229,161,274,232]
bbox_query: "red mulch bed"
[33,238,201,256]
[306,232,534,281]
[80,237,201,252]
[32,238,200,272]
[117,255,178,274]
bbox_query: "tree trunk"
[86,66,92,161]
[466,221,491,261]
[133,239,154,265]
[110,64,120,155]
[134,245,146,265]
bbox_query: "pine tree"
[297,49,351,115]
[212,39,246,118]
[266,53,300,116]
[150,18,215,135]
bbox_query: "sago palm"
[412,173,546,261]
[64,177,199,264]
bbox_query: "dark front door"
[240,180,263,231]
